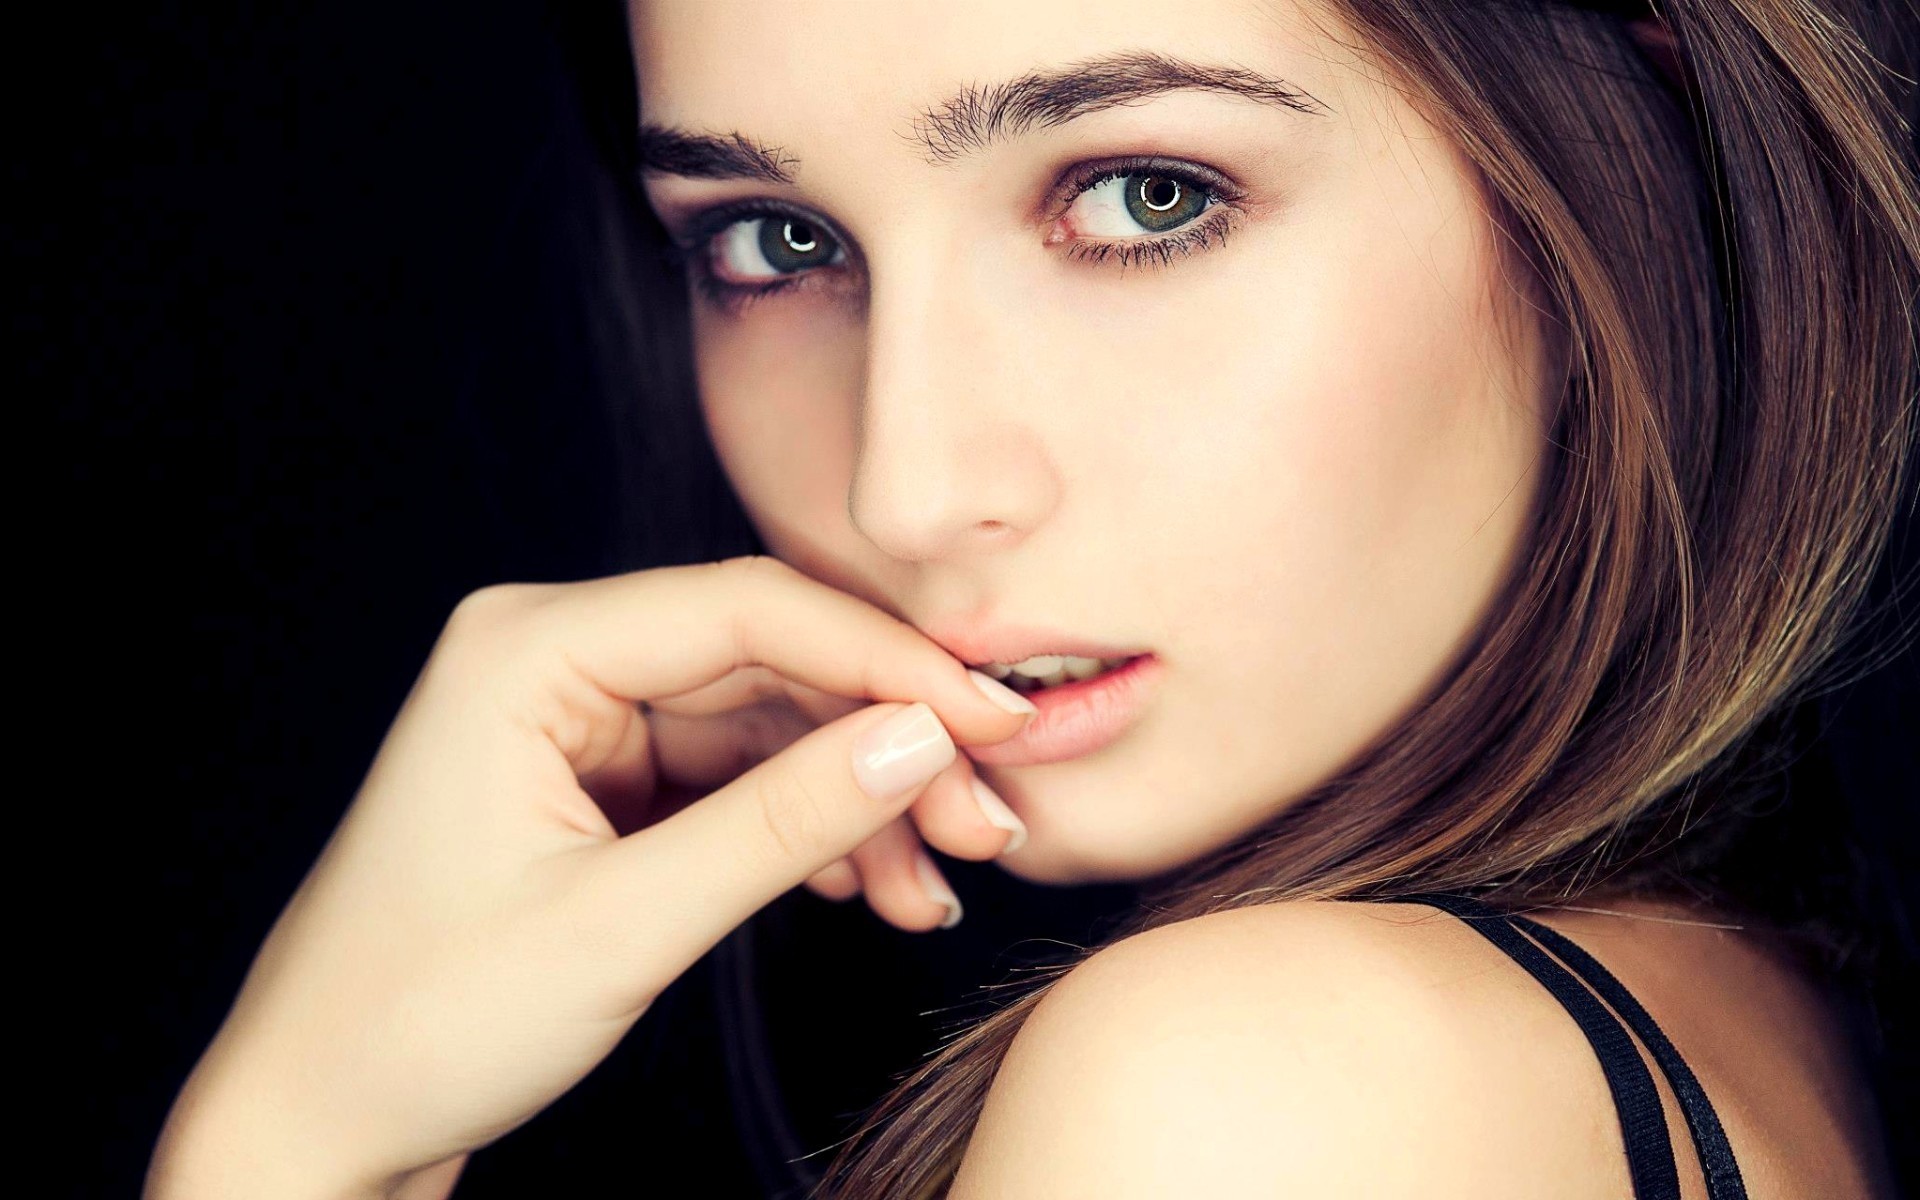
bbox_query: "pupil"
[757,216,836,272]
[1140,177,1180,211]
[1124,174,1204,232]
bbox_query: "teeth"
[1063,657,1106,681]
[1010,654,1066,678]
[983,654,1132,691]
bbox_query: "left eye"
[1063,170,1215,237]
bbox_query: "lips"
[965,652,1164,766]
[914,617,1161,764]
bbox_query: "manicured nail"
[913,850,964,929]
[969,778,1028,854]
[853,703,955,803]
[968,668,1038,716]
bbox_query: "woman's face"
[629,0,1560,885]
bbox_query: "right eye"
[709,213,847,284]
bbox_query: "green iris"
[1123,173,1208,234]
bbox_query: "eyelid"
[670,195,857,263]
[1045,154,1246,217]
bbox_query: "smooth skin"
[945,898,1888,1198]
[632,0,1558,919]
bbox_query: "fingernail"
[969,778,1028,854]
[913,850,964,929]
[968,668,1038,716]
[852,703,955,803]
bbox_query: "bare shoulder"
[947,899,1631,1199]
[948,897,1891,1200]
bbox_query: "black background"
[25,2,1917,1196]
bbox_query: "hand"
[639,601,1035,935]
[146,555,1037,1199]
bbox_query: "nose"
[846,236,1061,563]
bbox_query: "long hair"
[550,0,1920,1194]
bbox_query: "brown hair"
[789,0,1920,1194]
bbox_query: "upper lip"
[917,620,1149,668]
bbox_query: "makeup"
[966,653,1163,766]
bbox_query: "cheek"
[1039,200,1547,880]
[692,303,863,554]
[1130,216,1542,670]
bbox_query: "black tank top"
[1389,893,1748,1200]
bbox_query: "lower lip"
[966,654,1164,767]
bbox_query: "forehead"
[627,0,1349,155]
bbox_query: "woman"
[146,0,1918,1195]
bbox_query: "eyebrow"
[635,49,1330,183]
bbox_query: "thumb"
[577,701,954,978]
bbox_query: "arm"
[946,901,1633,1198]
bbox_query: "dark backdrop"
[25,2,1917,1196]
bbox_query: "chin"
[992,852,1094,887]
[991,837,1183,888]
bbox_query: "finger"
[642,669,871,801]
[803,857,861,903]
[647,664,870,728]
[902,755,1029,864]
[575,700,657,836]
[585,669,882,842]
[847,814,962,932]
[586,697,829,837]
[579,700,959,974]
[646,699,817,792]
[488,556,1035,776]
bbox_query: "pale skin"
[145,0,1885,1195]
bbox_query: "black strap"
[1391,892,1681,1199]
[1509,913,1749,1199]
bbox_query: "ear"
[1626,15,1692,96]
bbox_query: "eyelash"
[659,156,1242,314]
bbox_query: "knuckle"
[436,582,568,686]
[721,554,799,595]
[728,553,789,577]
[711,555,790,662]
[753,769,831,863]
[445,583,539,644]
